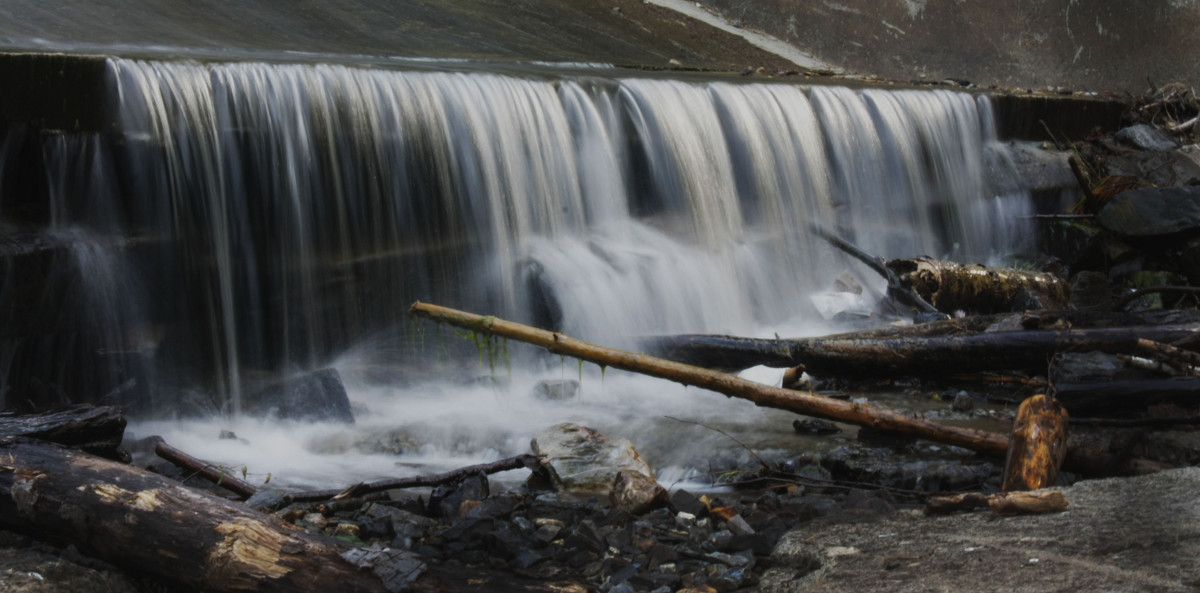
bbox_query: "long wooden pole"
[408,302,1011,457]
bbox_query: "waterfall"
[1,57,1034,415]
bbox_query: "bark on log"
[0,404,126,460]
[1001,394,1068,491]
[642,323,1200,376]
[1054,378,1200,416]
[0,436,430,592]
[886,257,1070,313]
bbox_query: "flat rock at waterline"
[758,467,1200,593]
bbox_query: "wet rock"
[669,489,708,517]
[1116,123,1178,151]
[823,445,1000,492]
[792,418,842,435]
[610,469,668,516]
[429,471,489,518]
[1096,186,1200,237]
[1068,270,1112,311]
[533,379,579,401]
[531,422,656,495]
[246,368,354,423]
[950,392,975,412]
[340,546,427,592]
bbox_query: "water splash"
[2,58,1036,486]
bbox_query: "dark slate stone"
[792,418,842,435]
[430,472,489,518]
[248,368,355,423]
[1116,123,1178,151]
[669,489,708,517]
[1096,186,1200,237]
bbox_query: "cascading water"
[0,57,1035,487]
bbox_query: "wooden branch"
[0,405,126,459]
[155,439,258,500]
[285,453,545,504]
[410,302,1010,457]
[925,490,1068,516]
[810,225,940,315]
[0,437,432,593]
[1136,338,1200,374]
[409,302,1165,477]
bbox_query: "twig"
[1115,286,1200,309]
[1135,338,1200,377]
[809,224,940,315]
[664,416,773,470]
[284,453,545,504]
[155,440,258,500]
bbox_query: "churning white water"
[14,58,1037,488]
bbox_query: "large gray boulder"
[759,467,1200,593]
[1096,186,1200,237]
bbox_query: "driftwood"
[155,438,259,500]
[284,454,545,505]
[887,257,1069,313]
[1001,394,1068,492]
[0,404,126,460]
[0,436,433,593]
[924,490,1069,516]
[407,302,1161,476]
[642,323,1200,376]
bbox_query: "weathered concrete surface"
[693,0,1200,93]
[0,0,798,73]
[760,467,1200,593]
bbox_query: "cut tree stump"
[1001,394,1068,491]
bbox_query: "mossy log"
[886,257,1069,313]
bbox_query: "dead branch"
[0,404,126,460]
[285,453,545,505]
[155,439,259,500]
[925,490,1068,516]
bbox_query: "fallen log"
[887,257,1069,313]
[642,323,1200,376]
[1054,378,1200,416]
[0,436,431,593]
[0,404,126,460]
[1001,394,1068,491]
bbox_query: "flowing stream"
[2,58,1035,489]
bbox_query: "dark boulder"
[247,368,354,423]
[1096,186,1200,237]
